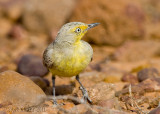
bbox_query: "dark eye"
[75,28,81,33]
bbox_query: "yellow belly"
[49,54,90,77]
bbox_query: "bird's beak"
[87,23,100,30]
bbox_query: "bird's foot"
[52,98,64,107]
[80,87,92,104]
[52,98,58,107]
[53,99,57,104]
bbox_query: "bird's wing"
[43,43,56,69]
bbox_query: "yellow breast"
[49,41,92,77]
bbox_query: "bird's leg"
[52,76,57,105]
[76,75,92,103]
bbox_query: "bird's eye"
[75,28,81,33]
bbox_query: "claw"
[52,99,65,107]
[53,98,57,105]
[80,87,92,103]
[76,75,92,104]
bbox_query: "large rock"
[22,0,76,33]
[0,71,46,108]
[112,40,160,61]
[69,0,160,46]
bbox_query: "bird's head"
[55,22,100,44]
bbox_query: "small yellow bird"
[43,22,99,104]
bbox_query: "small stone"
[87,82,115,104]
[149,106,160,114]
[115,85,144,98]
[116,78,160,97]
[121,73,138,83]
[9,25,27,40]
[0,70,46,108]
[140,78,160,92]
[17,54,48,77]
[137,67,159,82]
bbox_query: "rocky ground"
[0,0,160,114]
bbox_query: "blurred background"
[1,0,160,113]
[1,0,160,76]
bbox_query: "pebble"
[17,54,48,77]
[75,82,115,104]
[116,78,160,98]
[122,73,138,83]
[137,67,159,82]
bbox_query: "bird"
[43,22,99,105]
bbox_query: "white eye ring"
[75,28,81,33]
